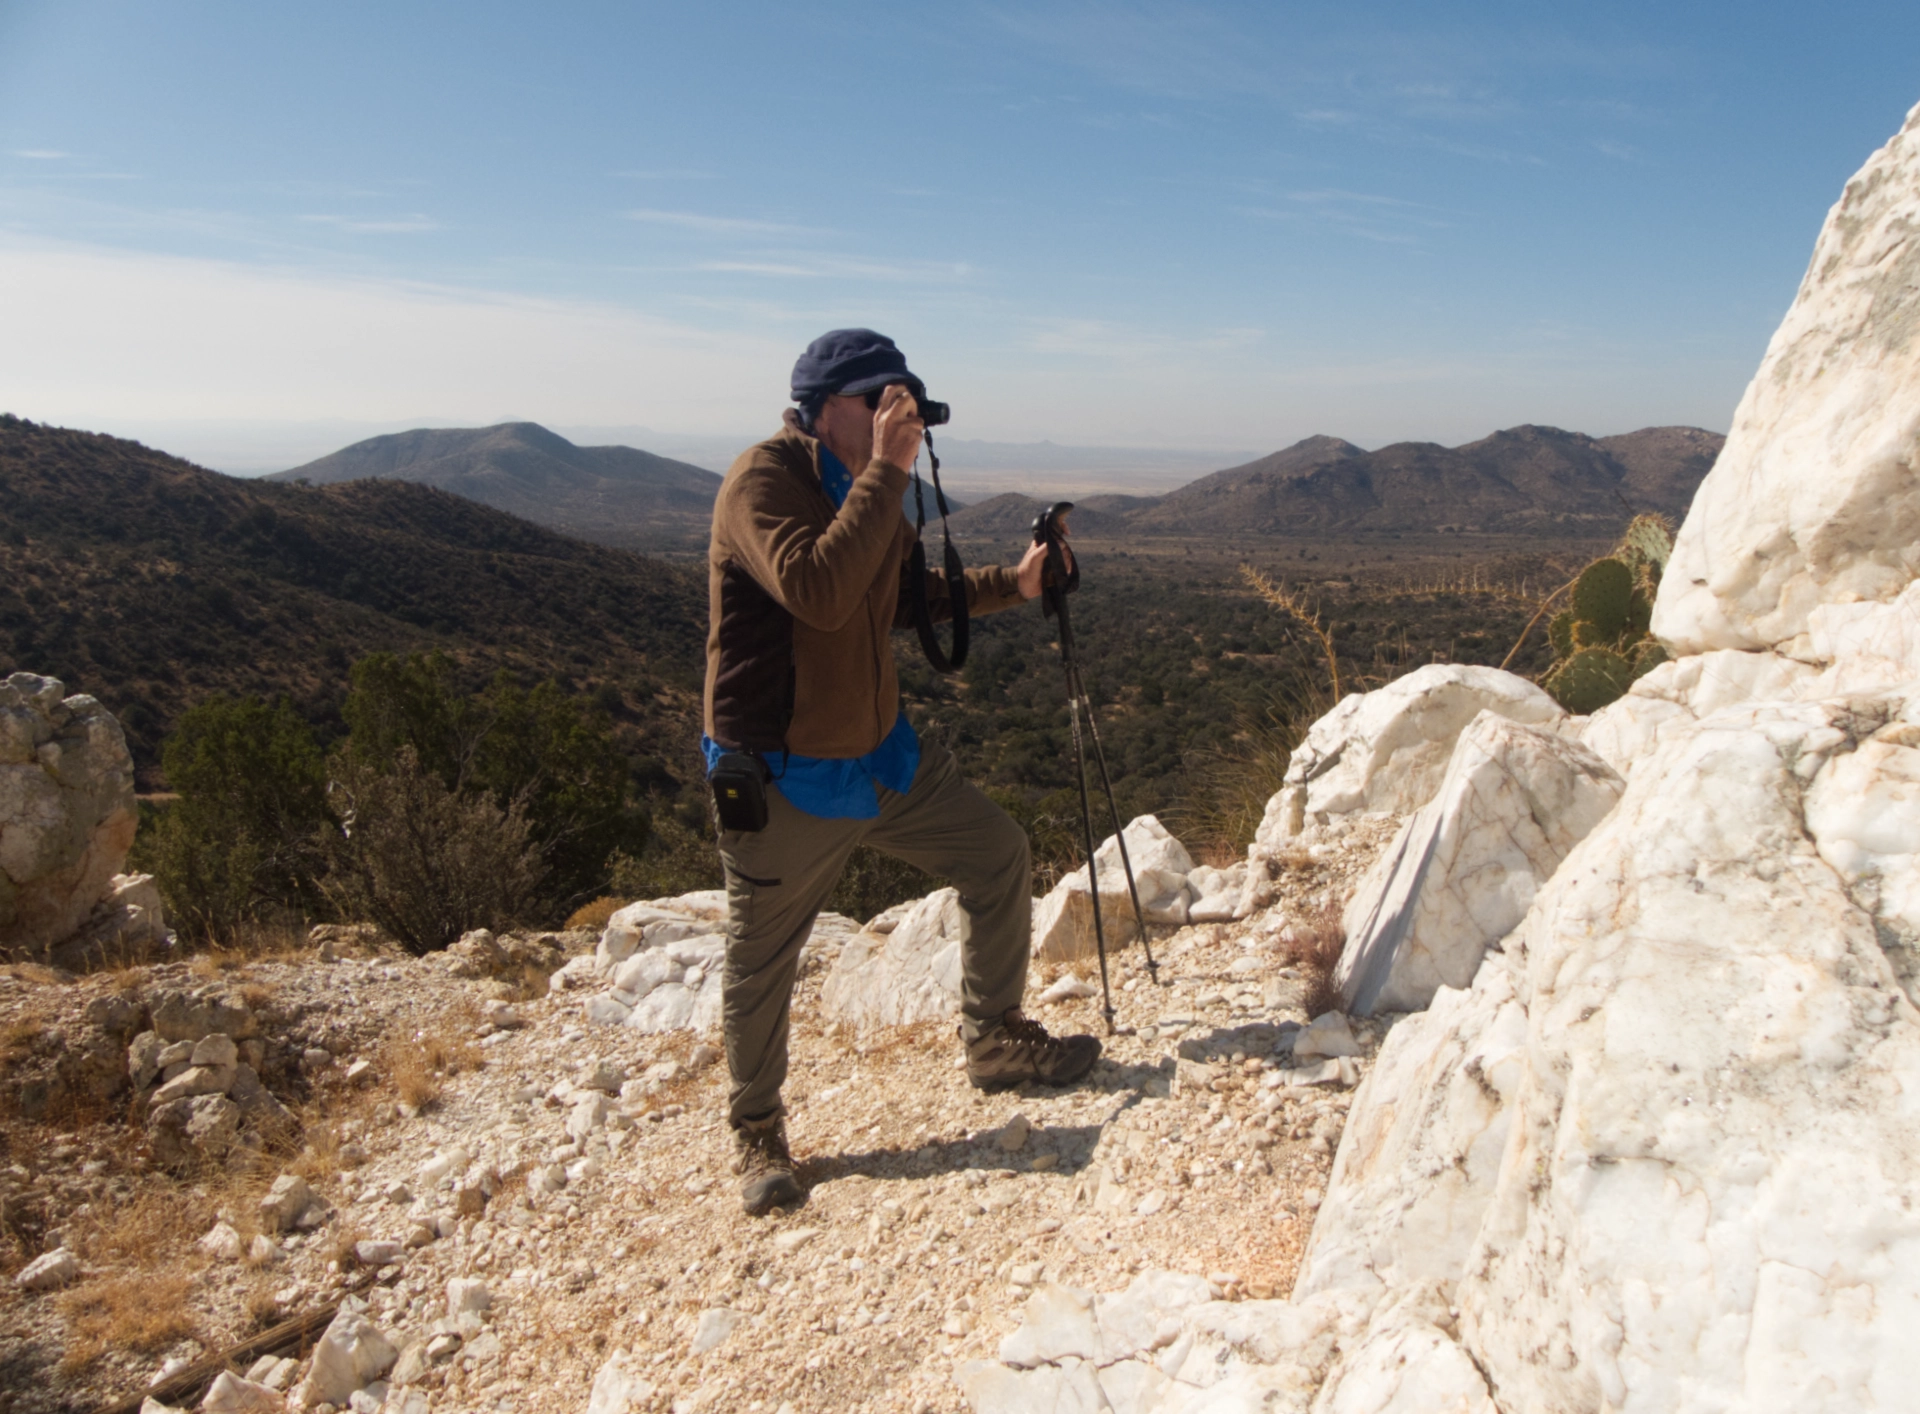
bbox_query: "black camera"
[862,385,950,426]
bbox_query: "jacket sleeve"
[893,552,1027,628]
[719,455,911,632]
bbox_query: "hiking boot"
[965,1009,1102,1092]
[731,1113,803,1215]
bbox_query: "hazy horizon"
[4,2,1916,471]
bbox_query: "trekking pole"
[1031,505,1159,1034]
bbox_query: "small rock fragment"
[191,1034,239,1068]
[14,1248,79,1291]
[1036,975,1097,1005]
[583,1060,626,1094]
[199,1221,245,1261]
[586,1349,655,1413]
[200,1370,283,1412]
[259,1174,319,1233]
[691,1306,745,1355]
[446,1277,491,1317]
[997,1113,1032,1152]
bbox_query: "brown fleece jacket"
[704,425,1025,759]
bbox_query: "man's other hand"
[1016,535,1073,600]
[873,385,925,471]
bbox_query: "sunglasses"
[859,384,912,410]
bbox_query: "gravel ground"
[0,819,1398,1414]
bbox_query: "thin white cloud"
[1239,188,1453,245]
[1024,317,1263,360]
[623,208,827,238]
[696,255,973,283]
[615,168,719,181]
[0,235,790,431]
[11,149,70,160]
[298,213,440,234]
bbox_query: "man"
[703,328,1101,1215]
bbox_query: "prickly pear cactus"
[1571,558,1633,638]
[1542,514,1675,713]
[1551,647,1634,714]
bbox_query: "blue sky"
[2,1,1917,474]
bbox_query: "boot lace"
[1002,1012,1070,1057]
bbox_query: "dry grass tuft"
[75,1188,202,1270]
[1278,900,1348,1020]
[379,1012,484,1114]
[0,1019,42,1069]
[235,978,279,1010]
[1,963,64,986]
[57,1271,198,1373]
[565,895,627,932]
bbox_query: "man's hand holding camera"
[873,384,925,472]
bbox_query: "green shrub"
[131,696,330,942]
[342,652,648,915]
[319,746,542,955]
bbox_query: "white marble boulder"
[1294,960,1526,1307]
[0,674,137,957]
[1254,664,1564,849]
[1451,698,1920,1411]
[574,895,859,1035]
[1031,815,1195,963]
[1654,98,1920,688]
[1336,712,1624,1015]
[820,888,967,1028]
[1297,101,1920,1414]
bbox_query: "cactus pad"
[1548,610,1575,659]
[1571,558,1633,639]
[1620,514,1673,575]
[1547,646,1634,714]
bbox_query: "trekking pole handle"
[1031,502,1080,616]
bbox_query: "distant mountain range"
[261,420,1722,551]
[270,422,723,550]
[947,425,1723,541]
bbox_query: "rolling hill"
[271,422,724,551]
[948,425,1722,540]
[0,416,708,786]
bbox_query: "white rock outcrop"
[1285,103,1920,1414]
[1294,963,1525,1306]
[0,673,137,957]
[959,1273,1374,1413]
[1653,101,1920,680]
[1254,664,1563,847]
[1336,713,1624,1015]
[821,888,967,1028]
[574,895,858,1035]
[1032,815,1195,962]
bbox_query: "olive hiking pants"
[715,741,1029,1129]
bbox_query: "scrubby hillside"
[0,416,707,784]
[271,422,722,553]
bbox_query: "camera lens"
[860,386,950,425]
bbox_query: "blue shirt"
[700,444,922,820]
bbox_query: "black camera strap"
[907,430,968,672]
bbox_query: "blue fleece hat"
[790,329,924,425]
